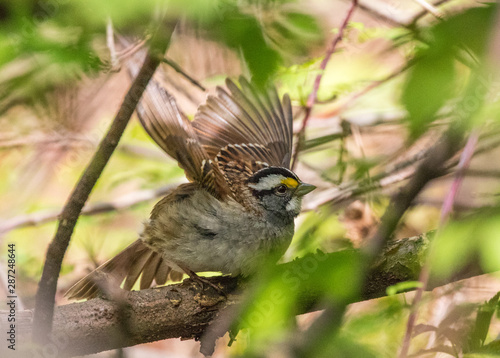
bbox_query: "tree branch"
[32,23,177,344]
[3,233,486,357]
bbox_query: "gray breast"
[145,190,295,275]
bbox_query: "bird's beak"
[295,183,316,197]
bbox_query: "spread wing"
[126,52,230,198]
[125,47,293,200]
[138,80,208,183]
[192,77,294,170]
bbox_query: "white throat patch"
[285,197,301,213]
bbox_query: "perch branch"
[1,233,485,358]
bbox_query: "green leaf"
[400,4,497,138]
[401,53,456,139]
[430,220,478,279]
[386,281,423,296]
[285,11,321,34]
[468,292,500,351]
[205,5,282,85]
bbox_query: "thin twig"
[0,135,88,149]
[356,0,404,27]
[31,23,177,344]
[291,0,358,170]
[305,125,500,213]
[117,38,149,60]
[333,63,412,117]
[106,18,120,72]
[335,121,350,184]
[398,132,479,358]
[162,57,207,92]
[411,0,443,19]
[0,184,178,235]
[0,135,169,162]
[409,0,451,25]
[365,128,463,258]
[357,0,450,27]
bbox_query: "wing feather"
[125,48,293,197]
[192,77,293,169]
[124,51,229,197]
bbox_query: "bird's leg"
[179,265,227,297]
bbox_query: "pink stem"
[291,0,358,169]
[399,131,480,358]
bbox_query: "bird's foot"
[180,266,227,297]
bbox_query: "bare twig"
[106,18,120,71]
[118,38,149,60]
[365,129,463,258]
[0,184,178,235]
[291,0,358,170]
[411,0,443,19]
[333,63,411,117]
[162,57,207,92]
[409,0,451,25]
[356,0,405,27]
[439,133,479,224]
[0,135,170,162]
[32,23,177,344]
[357,0,449,27]
[0,134,89,149]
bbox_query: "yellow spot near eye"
[281,177,299,188]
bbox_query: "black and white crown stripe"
[247,167,299,192]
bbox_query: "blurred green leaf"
[431,218,478,279]
[237,249,363,355]
[402,53,456,138]
[468,292,500,351]
[266,11,323,57]
[317,334,378,358]
[401,4,497,138]
[478,220,500,273]
[204,4,282,85]
[431,208,500,279]
[386,281,422,296]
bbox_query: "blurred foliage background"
[1,0,500,357]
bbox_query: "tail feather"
[140,253,161,289]
[154,260,171,285]
[123,247,153,290]
[65,239,182,300]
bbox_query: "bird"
[65,71,315,300]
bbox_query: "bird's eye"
[274,184,287,196]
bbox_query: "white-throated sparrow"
[65,74,315,300]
